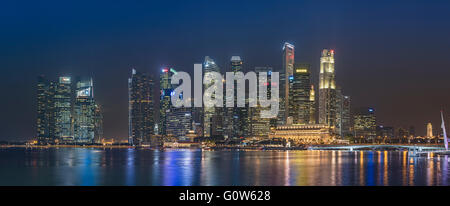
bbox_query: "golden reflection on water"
[427,154,434,186]
[11,148,450,186]
[409,157,415,186]
[284,151,290,186]
[359,151,364,186]
[402,150,407,185]
[384,151,388,186]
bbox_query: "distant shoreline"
[0,143,445,151]
[0,145,133,149]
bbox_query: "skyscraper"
[73,77,96,143]
[319,49,337,129]
[227,56,249,138]
[159,67,175,136]
[427,123,433,138]
[54,77,73,143]
[341,95,352,138]
[203,56,223,138]
[94,104,103,144]
[166,107,193,140]
[128,69,155,145]
[336,89,352,139]
[36,75,56,144]
[353,107,376,142]
[36,75,102,145]
[250,67,274,137]
[289,63,312,124]
[282,42,295,123]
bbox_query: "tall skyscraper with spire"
[128,69,154,145]
[282,42,295,124]
[319,49,337,128]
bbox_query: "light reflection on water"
[0,148,449,186]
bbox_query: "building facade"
[269,124,335,144]
[228,56,249,138]
[94,104,103,144]
[353,107,376,142]
[166,107,193,140]
[37,75,102,145]
[128,69,155,145]
[36,76,56,144]
[336,89,352,139]
[318,49,337,129]
[427,123,433,138]
[203,56,223,138]
[250,67,274,137]
[54,77,73,143]
[160,67,175,136]
[73,77,96,143]
[289,63,312,124]
[282,42,295,124]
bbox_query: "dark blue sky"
[1,0,450,140]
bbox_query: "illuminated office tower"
[309,85,316,124]
[341,95,352,138]
[192,106,204,137]
[94,104,103,144]
[165,72,192,140]
[36,75,56,144]
[226,56,249,138]
[203,56,223,138]
[160,67,175,136]
[353,107,376,142]
[282,42,295,123]
[319,49,337,128]
[336,89,352,138]
[54,77,73,143]
[73,77,96,144]
[250,67,274,137]
[289,63,311,124]
[427,123,433,138]
[128,69,155,145]
[277,72,286,126]
[166,107,192,140]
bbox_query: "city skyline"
[31,46,448,143]
[15,44,450,142]
[2,0,450,140]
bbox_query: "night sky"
[1,0,450,141]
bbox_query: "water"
[0,148,448,186]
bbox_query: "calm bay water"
[0,148,448,186]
